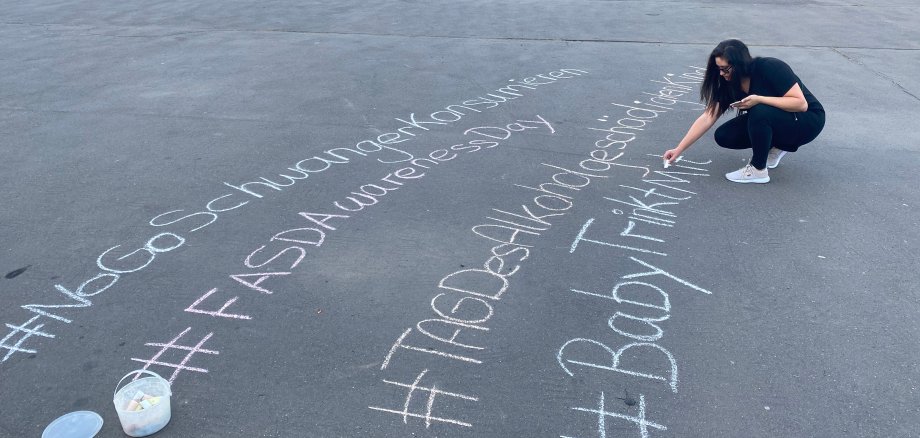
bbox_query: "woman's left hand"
[732,94,761,110]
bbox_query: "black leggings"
[714,104,825,169]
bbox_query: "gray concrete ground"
[1,1,919,437]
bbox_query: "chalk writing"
[557,337,679,393]
[371,126,639,428]
[371,66,712,433]
[381,328,484,370]
[127,114,558,401]
[184,288,252,320]
[1,69,588,364]
[378,160,613,371]
[3,63,718,436]
[554,67,715,436]
[369,369,478,428]
[571,218,668,256]
[333,116,556,213]
[561,391,666,438]
[555,256,713,393]
[130,327,218,384]
[1,316,54,361]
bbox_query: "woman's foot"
[725,164,770,183]
[767,148,788,169]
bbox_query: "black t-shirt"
[748,57,823,112]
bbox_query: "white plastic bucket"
[113,370,172,437]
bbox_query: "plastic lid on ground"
[42,411,103,438]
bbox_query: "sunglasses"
[718,65,733,74]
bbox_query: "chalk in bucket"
[113,370,172,437]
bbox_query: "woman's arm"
[734,83,808,112]
[663,107,720,162]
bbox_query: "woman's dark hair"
[701,39,753,117]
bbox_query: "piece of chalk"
[132,390,146,401]
[140,400,153,410]
[126,399,140,411]
[663,159,670,169]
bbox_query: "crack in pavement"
[2,21,920,52]
[831,47,920,102]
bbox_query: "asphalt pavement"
[1,1,919,437]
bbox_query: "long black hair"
[700,39,753,117]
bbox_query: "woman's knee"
[713,124,734,147]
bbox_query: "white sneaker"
[767,148,787,169]
[725,164,770,183]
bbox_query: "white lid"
[42,411,103,438]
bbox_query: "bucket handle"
[114,369,171,399]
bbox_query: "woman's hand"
[663,148,681,164]
[731,94,761,110]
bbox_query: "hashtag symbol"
[562,391,667,438]
[1,316,55,362]
[369,369,478,428]
[131,327,218,383]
